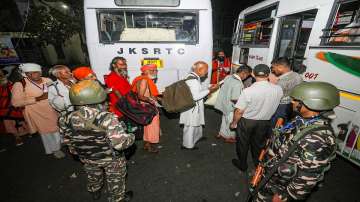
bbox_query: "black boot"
[91,190,101,200]
[120,191,133,202]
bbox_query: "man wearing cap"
[11,63,65,158]
[104,57,131,118]
[230,64,283,172]
[131,64,161,153]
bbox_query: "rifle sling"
[249,125,333,198]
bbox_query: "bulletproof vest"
[68,111,119,161]
[70,129,116,160]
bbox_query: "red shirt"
[211,57,231,84]
[0,82,23,119]
[104,71,131,117]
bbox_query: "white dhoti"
[182,125,203,149]
[219,112,236,139]
[40,131,61,154]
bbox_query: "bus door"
[274,9,318,73]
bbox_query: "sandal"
[224,138,236,143]
[144,143,159,153]
[147,146,159,153]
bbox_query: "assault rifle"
[245,118,331,202]
[246,119,284,202]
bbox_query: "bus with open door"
[231,0,360,166]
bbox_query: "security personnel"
[58,80,135,202]
[254,82,340,202]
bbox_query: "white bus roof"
[238,0,334,18]
[84,0,211,10]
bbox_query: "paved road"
[1,108,360,202]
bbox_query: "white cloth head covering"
[19,63,42,73]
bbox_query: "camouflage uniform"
[59,106,135,202]
[255,117,336,202]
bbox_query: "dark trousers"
[235,118,271,171]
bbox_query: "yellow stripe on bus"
[340,91,360,102]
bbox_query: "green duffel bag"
[161,76,197,113]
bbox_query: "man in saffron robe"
[131,64,160,153]
[104,57,131,118]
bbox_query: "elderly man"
[230,64,283,171]
[48,65,75,114]
[131,64,161,153]
[214,65,252,143]
[271,57,303,127]
[104,57,131,118]
[180,61,219,150]
[11,63,65,158]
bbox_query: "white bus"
[84,0,213,90]
[232,0,360,165]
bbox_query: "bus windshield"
[97,10,198,44]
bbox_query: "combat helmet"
[290,81,340,111]
[69,80,107,105]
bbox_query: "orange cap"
[140,64,157,72]
[72,66,95,80]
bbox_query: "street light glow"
[61,3,69,10]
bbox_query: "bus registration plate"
[141,58,163,68]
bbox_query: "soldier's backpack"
[161,75,197,113]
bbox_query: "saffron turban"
[140,64,157,72]
[72,66,94,80]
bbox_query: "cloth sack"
[161,76,197,113]
[204,88,219,106]
[116,91,157,125]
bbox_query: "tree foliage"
[25,0,84,46]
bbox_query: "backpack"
[161,75,197,113]
[115,91,158,125]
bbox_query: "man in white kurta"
[179,61,219,149]
[214,65,251,142]
[48,65,75,115]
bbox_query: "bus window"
[238,4,277,46]
[97,10,198,44]
[322,0,360,45]
[114,0,180,7]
